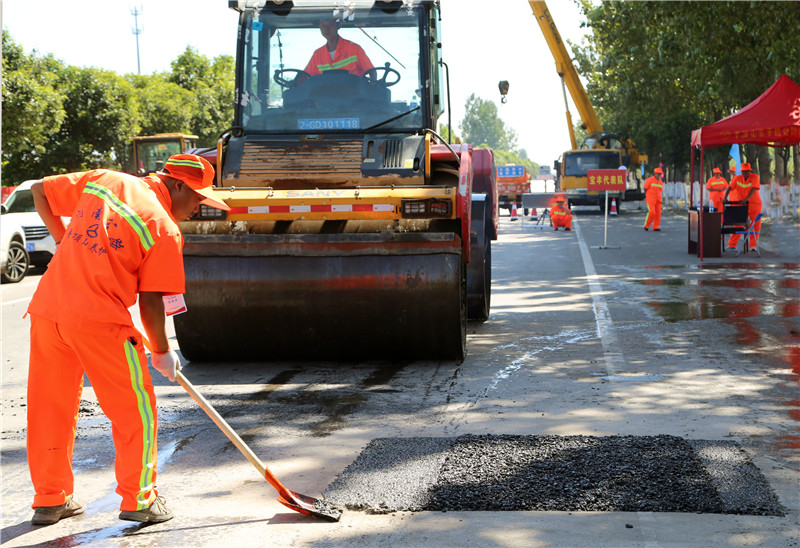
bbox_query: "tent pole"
[699,147,705,260]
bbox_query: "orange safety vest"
[304,37,374,77]
[706,176,728,191]
[728,173,762,204]
[644,176,664,200]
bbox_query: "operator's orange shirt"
[304,37,373,76]
[27,170,185,328]
[728,173,762,205]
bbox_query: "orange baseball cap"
[159,154,230,211]
[712,167,722,174]
[740,162,752,171]
[654,167,664,174]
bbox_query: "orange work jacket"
[644,176,664,201]
[27,170,186,328]
[728,173,762,205]
[706,176,728,193]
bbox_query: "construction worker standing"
[550,195,572,231]
[706,167,728,212]
[724,162,762,249]
[25,154,230,526]
[643,167,665,231]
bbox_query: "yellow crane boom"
[528,0,603,147]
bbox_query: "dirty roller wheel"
[467,197,491,321]
[175,232,467,363]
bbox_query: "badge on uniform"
[163,294,187,316]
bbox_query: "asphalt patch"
[323,434,785,516]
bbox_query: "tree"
[1,32,65,185]
[43,66,139,173]
[574,1,800,179]
[168,48,235,145]
[459,94,518,152]
[128,73,198,137]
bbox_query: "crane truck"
[528,0,647,212]
[174,0,498,363]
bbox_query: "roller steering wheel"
[363,64,401,87]
[273,68,310,88]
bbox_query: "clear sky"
[1,0,589,168]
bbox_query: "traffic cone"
[610,198,617,216]
[529,208,538,221]
[510,202,519,221]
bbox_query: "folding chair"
[720,205,749,252]
[735,212,762,257]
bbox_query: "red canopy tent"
[690,74,800,258]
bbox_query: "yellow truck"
[529,0,647,212]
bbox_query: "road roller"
[175,0,498,362]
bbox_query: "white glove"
[151,349,181,382]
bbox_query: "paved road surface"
[2,205,798,547]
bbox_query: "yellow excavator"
[529,0,647,211]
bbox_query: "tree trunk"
[774,146,789,184]
[794,144,799,183]
[755,145,771,183]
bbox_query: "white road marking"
[572,216,626,378]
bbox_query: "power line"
[131,6,143,74]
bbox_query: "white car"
[1,180,57,283]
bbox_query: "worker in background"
[550,195,572,231]
[304,17,374,77]
[706,167,727,212]
[724,162,762,250]
[25,154,230,526]
[643,167,665,231]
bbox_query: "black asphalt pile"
[324,434,785,516]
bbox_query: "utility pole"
[131,6,143,74]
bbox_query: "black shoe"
[654,228,661,231]
[119,496,174,523]
[32,497,86,526]
[643,227,649,231]
[565,227,571,231]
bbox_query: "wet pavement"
[1,204,798,547]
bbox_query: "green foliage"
[573,1,800,176]
[168,48,235,145]
[1,34,236,185]
[459,93,518,152]
[1,31,65,185]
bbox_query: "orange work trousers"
[552,212,572,230]
[643,198,662,230]
[727,203,761,248]
[27,315,159,511]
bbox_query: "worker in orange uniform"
[25,155,230,526]
[706,167,727,212]
[724,162,762,250]
[304,17,374,77]
[643,167,665,231]
[550,195,572,231]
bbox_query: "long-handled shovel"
[175,370,343,522]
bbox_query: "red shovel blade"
[277,490,343,522]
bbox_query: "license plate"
[25,243,35,252]
[298,118,360,130]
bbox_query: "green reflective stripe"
[318,55,358,72]
[166,158,203,169]
[553,210,567,216]
[735,181,753,188]
[651,183,663,188]
[83,183,154,250]
[124,340,157,510]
